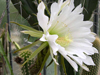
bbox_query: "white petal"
[66,48,86,59]
[80,64,89,71]
[68,54,83,65]
[40,32,59,55]
[46,32,58,42]
[69,0,74,10]
[86,33,95,42]
[65,56,78,71]
[51,2,60,15]
[82,21,93,28]
[64,14,84,27]
[70,39,92,48]
[73,4,83,14]
[73,46,97,55]
[40,34,47,41]
[68,54,89,71]
[50,2,60,22]
[70,55,90,71]
[37,11,49,32]
[38,1,45,12]
[58,0,63,7]
[58,45,67,55]
[82,56,95,65]
[46,33,59,55]
[59,49,78,71]
[41,32,59,55]
[37,2,49,32]
[50,48,59,65]
[68,21,93,29]
[49,41,58,55]
[93,47,98,53]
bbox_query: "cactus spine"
[18,49,34,75]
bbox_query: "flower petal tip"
[38,1,45,11]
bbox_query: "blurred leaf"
[21,30,43,38]
[11,0,38,26]
[0,29,5,38]
[13,41,21,49]
[7,31,11,42]
[46,59,53,68]
[61,56,67,75]
[22,42,48,66]
[74,0,98,20]
[0,10,5,25]
[11,0,58,29]
[14,40,41,53]
[0,41,13,75]
[10,21,43,34]
[64,59,75,75]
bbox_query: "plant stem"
[6,0,13,72]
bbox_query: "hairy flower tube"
[36,0,98,71]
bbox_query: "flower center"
[56,36,72,47]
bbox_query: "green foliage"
[12,21,50,74]
[0,0,6,27]
[14,40,41,53]
[0,41,13,75]
[11,0,38,28]
[22,42,48,66]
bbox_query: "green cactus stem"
[18,49,34,75]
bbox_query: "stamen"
[49,21,59,32]
[56,35,72,47]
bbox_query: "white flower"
[37,0,98,71]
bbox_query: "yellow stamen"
[56,36,72,47]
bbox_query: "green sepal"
[14,40,41,53]
[54,56,57,75]
[21,30,43,38]
[22,42,48,66]
[61,56,67,75]
[10,21,43,34]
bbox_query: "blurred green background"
[0,0,55,75]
